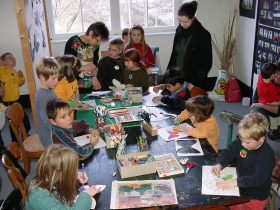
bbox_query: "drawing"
[201,166,240,196]
[175,137,204,156]
[110,179,178,209]
[158,123,191,141]
[155,153,184,177]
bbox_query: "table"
[76,91,248,210]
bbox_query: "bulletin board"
[252,0,280,74]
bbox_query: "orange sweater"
[178,110,220,152]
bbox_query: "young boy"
[152,69,191,110]
[35,57,60,147]
[95,38,125,90]
[46,98,99,159]
[211,113,275,210]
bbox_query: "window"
[46,0,181,41]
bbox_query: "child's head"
[36,57,60,89]
[33,144,78,204]
[1,52,16,68]
[164,68,185,93]
[237,112,268,150]
[85,22,109,46]
[129,25,145,45]
[108,38,124,58]
[260,63,278,79]
[122,28,130,44]
[185,95,214,123]
[46,98,74,129]
[178,1,198,29]
[123,48,145,70]
[56,55,81,82]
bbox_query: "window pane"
[120,0,174,29]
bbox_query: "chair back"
[2,142,28,204]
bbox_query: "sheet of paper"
[82,100,97,109]
[158,123,191,141]
[202,166,240,196]
[74,134,106,149]
[176,137,204,156]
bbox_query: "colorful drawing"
[110,179,178,209]
[155,153,184,177]
[158,124,190,141]
[201,166,240,196]
[176,137,204,156]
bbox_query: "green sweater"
[25,187,92,210]
[122,68,149,92]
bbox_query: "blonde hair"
[31,144,78,205]
[237,113,268,141]
[36,57,60,80]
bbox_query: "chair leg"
[22,152,30,175]
[227,123,233,146]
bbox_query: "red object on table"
[185,161,196,174]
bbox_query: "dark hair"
[0,52,12,60]
[164,67,185,85]
[86,22,109,41]
[122,28,129,38]
[46,98,70,120]
[126,25,148,57]
[56,55,81,82]
[178,1,198,19]
[260,63,279,79]
[109,38,125,48]
[185,95,214,122]
[123,48,146,70]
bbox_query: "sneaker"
[267,129,280,141]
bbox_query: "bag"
[225,76,242,103]
[208,70,229,101]
[0,189,22,210]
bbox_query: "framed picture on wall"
[239,0,257,19]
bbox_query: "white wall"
[0,0,257,96]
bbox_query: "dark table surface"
[76,90,248,210]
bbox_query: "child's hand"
[173,126,188,133]
[153,84,165,93]
[211,164,222,176]
[84,185,100,197]
[173,116,182,125]
[90,134,99,146]
[92,77,101,90]
[216,179,237,190]
[77,171,88,184]
[152,96,162,101]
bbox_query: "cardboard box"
[117,151,157,179]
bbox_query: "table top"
[76,90,248,210]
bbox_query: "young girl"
[25,144,100,209]
[174,95,220,153]
[122,48,149,93]
[54,55,88,110]
[124,25,155,68]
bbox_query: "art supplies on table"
[114,114,143,124]
[176,137,204,156]
[116,151,156,178]
[110,179,178,209]
[154,153,184,177]
[158,123,191,141]
[137,136,148,152]
[74,134,106,149]
[127,87,143,103]
[85,90,111,97]
[109,108,129,117]
[104,124,126,148]
[202,166,240,196]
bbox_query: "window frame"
[46,0,182,42]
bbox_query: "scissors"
[185,161,196,174]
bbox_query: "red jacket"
[257,75,280,103]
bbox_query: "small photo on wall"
[239,0,257,19]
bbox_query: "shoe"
[267,129,280,140]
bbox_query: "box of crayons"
[117,151,157,179]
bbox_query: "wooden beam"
[43,0,52,56]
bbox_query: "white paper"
[158,123,190,141]
[176,138,204,156]
[74,134,106,149]
[82,100,97,109]
[202,166,240,196]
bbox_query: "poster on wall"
[239,0,257,18]
[24,0,50,88]
[253,0,280,74]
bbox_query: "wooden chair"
[6,102,45,174]
[2,142,28,204]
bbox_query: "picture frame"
[239,0,257,19]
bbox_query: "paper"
[176,137,204,156]
[74,134,106,149]
[158,123,190,141]
[86,91,111,97]
[202,166,240,196]
[110,179,178,209]
[82,100,97,109]
[155,153,184,177]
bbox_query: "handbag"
[225,76,242,103]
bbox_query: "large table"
[76,91,248,210]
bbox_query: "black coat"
[167,19,212,90]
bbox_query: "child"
[54,55,88,110]
[46,98,99,159]
[174,95,220,153]
[0,52,30,140]
[64,22,109,93]
[122,48,149,93]
[25,144,100,209]
[95,38,125,90]
[122,28,130,45]
[124,25,155,69]
[152,68,191,110]
[35,57,60,147]
[211,113,275,210]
